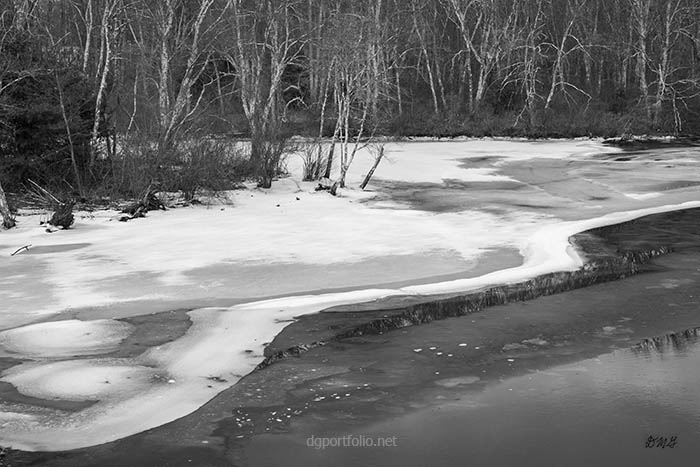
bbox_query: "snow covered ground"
[1,139,700,450]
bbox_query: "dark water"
[249,335,700,467]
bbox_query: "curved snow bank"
[2,201,700,451]
[402,200,700,296]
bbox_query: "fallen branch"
[26,179,75,229]
[119,185,165,222]
[11,244,31,256]
[27,179,61,205]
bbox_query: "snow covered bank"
[0,138,678,328]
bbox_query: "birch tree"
[89,0,125,166]
[130,0,224,150]
[222,0,305,188]
[650,0,685,128]
[318,7,391,193]
[630,0,652,120]
[446,0,517,110]
[504,0,546,127]
[543,0,591,110]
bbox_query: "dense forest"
[1,0,700,219]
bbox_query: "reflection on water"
[249,331,700,467]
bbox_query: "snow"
[2,360,154,401]
[401,200,700,296]
[624,192,662,200]
[1,138,700,450]
[0,289,404,451]
[0,181,551,321]
[0,319,133,358]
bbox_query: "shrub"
[108,137,250,202]
[300,141,327,181]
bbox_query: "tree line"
[1,0,699,220]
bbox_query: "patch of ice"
[522,338,548,346]
[0,288,403,451]
[2,360,155,401]
[435,376,481,387]
[624,192,662,200]
[0,319,133,358]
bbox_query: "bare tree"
[543,0,592,110]
[630,0,652,120]
[89,0,125,166]
[222,0,305,188]
[650,0,685,128]
[359,142,386,190]
[319,9,389,194]
[117,0,225,150]
[446,0,518,110]
[504,0,546,127]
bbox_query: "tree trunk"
[56,73,85,197]
[91,8,113,167]
[324,117,341,179]
[338,164,348,189]
[81,0,94,74]
[632,0,651,121]
[0,180,15,229]
[323,142,335,179]
[360,147,384,190]
[395,65,402,114]
[653,1,676,127]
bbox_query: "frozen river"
[1,139,700,451]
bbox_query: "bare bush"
[26,179,74,229]
[176,139,249,201]
[300,141,327,181]
[250,127,294,189]
[111,137,250,202]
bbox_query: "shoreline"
[255,207,695,369]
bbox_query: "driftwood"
[49,200,75,229]
[10,244,31,256]
[120,187,165,221]
[314,177,333,192]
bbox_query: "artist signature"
[645,435,678,449]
